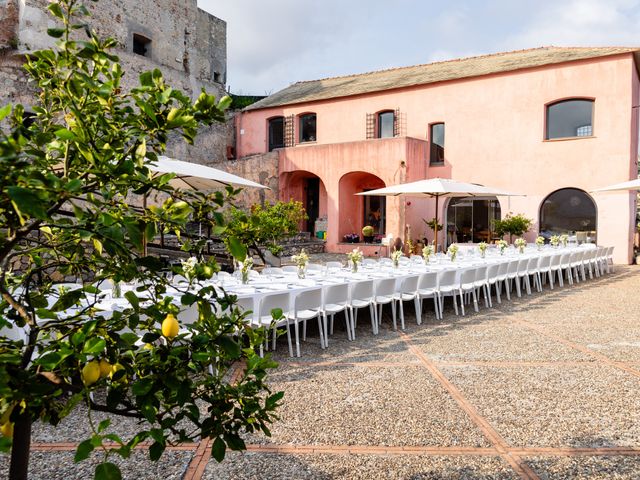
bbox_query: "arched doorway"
[445,197,501,245]
[540,188,597,243]
[338,172,386,240]
[279,171,327,234]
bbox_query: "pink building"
[236,47,640,263]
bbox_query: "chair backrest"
[351,280,374,301]
[516,258,529,273]
[486,264,500,280]
[324,284,348,304]
[375,277,397,297]
[496,261,509,276]
[506,260,519,275]
[474,265,488,282]
[94,279,114,291]
[437,269,458,288]
[410,255,424,264]
[537,255,551,269]
[418,271,438,290]
[399,275,420,293]
[526,257,539,271]
[399,256,410,266]
[460,268,476,284]
[559,253,571,266]
[606,246,615,258]
[294,288,323,312]
[259,292,290,319]
[282,265,298,273]
[326,261,343,269]
[362,258,377,267]
[549,254,561,267]
[378,258,393,266]
[306,263,323,271]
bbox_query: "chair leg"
[415,297,422,325]
[433,296,440,320]
[459,290,466,316]
[495,283,502,304]
[370,304,378,335]
[318,314,326,349]
[302,318,307,342]
[398,300,406,330]
[286,321,293,357]
[294,320,301,357]
[344,310,352,341]
[391,300,398,329]
[504,280,511,300]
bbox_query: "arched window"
[429,122,445,164]
[377,110,395,138]
[299,113,316,143]
[540,188,597,243]
[268,116,284,151]
[545,99,594,140]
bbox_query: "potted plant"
[343,233,360,243]
[493,213,533,242]
[362,225,375,243]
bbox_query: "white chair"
[605,246,615,273]
[531,255,548,292]
[282,265,298,273]
[378,257,393,267]
[262,267,283,276]
[559,253,573,286]
[417,272,440,321]
[348,280,378,338]
[257,292,293,357]
[437,269,460,317]
[291,288,326,357]
[492,262,509,303]
[504,260,519,299]
[323,284,352,342]
[473,265,491,308]
[396,275,421,328]
[362,258,377,267]
[326,261,343,270]
[374,277,398,330]
[569,251,585,283]
[514,258,530,297]
[548,253,563,288]
[306,263,323,271]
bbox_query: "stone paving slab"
[524,455,640,479]
[440,364,640,448]
[203,452,518,480]
[242,364,491,448]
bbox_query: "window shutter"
[393,108,400,137]
[366,113,375,139]
[284,114,295,147]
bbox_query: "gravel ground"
[6,265,640,479]
[204,452,518,480]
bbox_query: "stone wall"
[219,151,280,207]
[0,0,19,50]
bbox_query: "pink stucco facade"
[237,53,640,263]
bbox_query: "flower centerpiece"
[240,256,253,284]
[514,237,526,253]
[422,244,434,263]
[497,239,508,255]
[347,248,363,273]
[535,236,545,251]
[181,256,198,281]
[291,248,310,279]
[478,241,488,258]
[391,248,403,268]
[447,243,459,262]
[361,225,375,243]
[560,233,569,247]
[550,235,560,247]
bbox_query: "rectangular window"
[429,123,445,165]
[546,99,594,139]
[378,111,395,138]
[299,113,316,143]
[133,34,151,57]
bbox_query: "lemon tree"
[0,1,281,478]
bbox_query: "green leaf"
[47,28,66,38]
[132,377,154,396]
[82,337,106,355]
[54,128,77,140]
[219,336,241,358]
[7,187,48,220]
[92,238,103,256]
[75,439,95,462]
[51,288,84,312]
[0,104,11,122]
[227,237,247,261]
[211,436,226,462]
[47,3,64,19]
[149,441,164,461]
[124,290,139,309]
[97,419,111,433]
[94,462,122,480]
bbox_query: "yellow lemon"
[98,359,111,379]
[161,314,180,339]
[81,361,101,386]
[0,404,14,425]
[143,343,154,350]
[1,422,14,438]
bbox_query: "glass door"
[446,197,501,246]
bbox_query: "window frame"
[376,110,395,138]
[544,97,595,141]
[267,116,285,152]
[428,122,445,165]
[132,33,152,58]
[298,112,317,144]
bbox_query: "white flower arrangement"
[391,248,403,267]
[535,236,545,250]
[347,248,363,273]
[447,243,459,261]
[422,244,434,263]
[497,239,508,254]
[514,237,526,253]
[181,256,198,280]
[478,242,488,258]
[550,235,560,247]
[291,249,309,268]
[240,256,253,284]
[560,234,569,247]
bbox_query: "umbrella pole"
[434,195,439,253]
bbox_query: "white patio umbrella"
[357,178,523,253]
[591,178,640,192]
[143,156,268,255]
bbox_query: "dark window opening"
[429,122,445,165]
[299,113,316,143]
[268,116,285,151]
[546,99,594,139]
[377,111,395,138]
[213,71,222,83]
[539,188,597,243]
[133,34,151,57]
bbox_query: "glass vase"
[297,265,306,279]
[241,270,250,284]
[351,261,358,273]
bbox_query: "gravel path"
[2,265,640,479]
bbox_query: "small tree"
[423,217,442,244]
[223,200,307,262]
[0,2,281,478]
[493,213,533,242]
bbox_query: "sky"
[198,0,640,96]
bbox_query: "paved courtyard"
[2,265,640,479]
